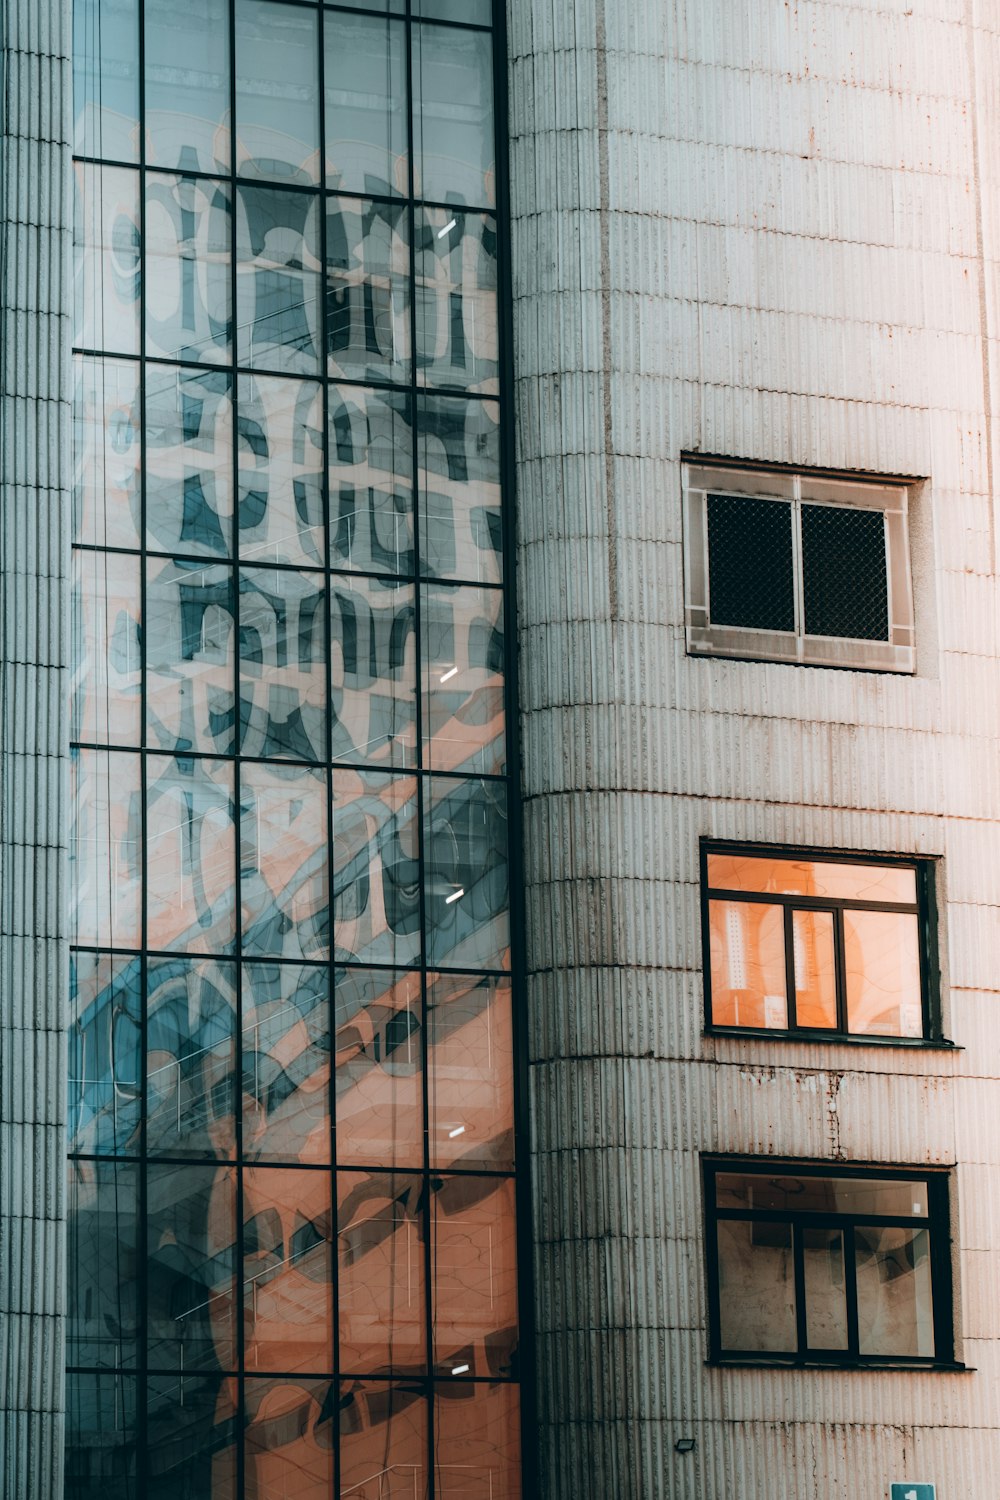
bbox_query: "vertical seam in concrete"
[595,0,618,620]
[964,2,996,572]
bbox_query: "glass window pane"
[802,502,889,642]
[65,1374,138,1500]
[715,1172,930,1218]
[146,174,232,365]
[244,1379,335,1496]
[327,197,410,383]
[237,185,323,375]
[240,762,329,959]
[422,583,505,776]
[146,366,235,559]
[70,750,142,948]
[147,1162,238,1372]
[72,548,142,746]
[708,899,786,1029]
[146,958,238,1159]
[67,1159,140,1369]
[432,1175,517,1377]
[335,967,423,1169]
[244,1167,334,1375]
[425,777,509,970]
[146,1374,238,1498]
[73,0,139,162]
[706,492,795,632]
[706,852,917,905]
[69,953,142,1156]
[325,13,407,197]
[339,1381,428,1500]
[338,1170,427,1374]
[327,0,404,11]
[416,209,498,395]
[856,1226,935,1358]
[73,355,141,550]
[428,973,513,1171]
[329,384,414,577]
[330,575,417,768]
[146,755,237,955]
[803,1226,848,1351]
[716,1218,796,1353]
[237,374,324,566]
[239,567,327,761]
[791,908,838,1029]
[419,395,502,585]
[243,962,332,1163]
[74,163,140,355]
[415,0,492,19]
[434,1381,521,1500]
[845,908,923,1037]
[412,24,495,208]
[235,0,321,185]
[333,770,421,967]
[146,558,237,755]
[145,0,231,175]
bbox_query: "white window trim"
[682,461,916,673]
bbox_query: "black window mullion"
[844,1220,861,1358]
[783,906,797,1030]
[791,1221,808,1356]
[833,906,849,1035]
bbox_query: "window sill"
[706,1027,960,1052]
[708,1358,971,1374]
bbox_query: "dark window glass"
[706,493,795,632]
[65,1374,138,1500]
[801,502,889,640]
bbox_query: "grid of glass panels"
[69,1,521,1494]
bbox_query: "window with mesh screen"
[801,503,889,641]
[707,493,795,632]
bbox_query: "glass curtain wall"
[68,0,521,1494]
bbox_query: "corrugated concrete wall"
[0,0,71,1495]
[509,0,1000,1494]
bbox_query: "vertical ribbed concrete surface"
[0,1,70,1495]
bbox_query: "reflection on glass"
[706,852,917,905]
[146,558,237,754]
[69,953,142,1156]
[238,568,326,760]
[333,770,421,967]
[856,1226,934,1357]
[803,1227,848,1350]
[146,755,236,954]
[74,163,140,355]
[66,1374,138,1500]
[338,1170,427,1374]
[73,355,141,550]
[235,0,321,185]
[325,13,407,197]
[146,957,238,1159]
[415,0,492,20]
[432,1175,517,1377]
[73,0,139,162]
[708,899,787,1029]
[336,968,423,1169]
[428,973,513,1171]
[237,185,323,375]
[434,1381,521,1500]
[72,548,142,746]
[146,365,234,558]
[422,583,504,776]
[327,197,410,383]
[244,1167,334,1374]
[243,962,331,1163]
[67,1159,140,1369]
[70,749,142,948]
[845,908,922,1037]
[238,374,324,565]
[147,1162,237,1372]
[244,1379,335,1497]
[146,174,232,364]
[717,1218,796,1352]
[339,1381,428,1500]
[145,0,231,175]
[416,209,498,394]
[419,395,502,584]
[329,384,414,576]
[412,23,494,208]
[330,576,417,768]
[146,1374,238,1498]
[792,908,838,1029]
[716,1172,929,1218]
[240,762,329,959]
[425,777,509,970]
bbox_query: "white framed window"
[682,461,916,672]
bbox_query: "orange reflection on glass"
[339,1381,428,1500]
[432,1176,517,1379]
[338,1171,426,1375]
[428,974,513,1172]
[336,969,423,1170]
[244,1167,333,1375]
[707,852,916,905]
[844,908,922,1036]
[708,899,787,1029]
[434,1380,521,1500]
[244,1378,334,1500]
[791,908,838,1029]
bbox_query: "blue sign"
[891,1487,935,1500]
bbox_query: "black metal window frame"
[701,840,945,1047]
[703,1156,960,1370]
